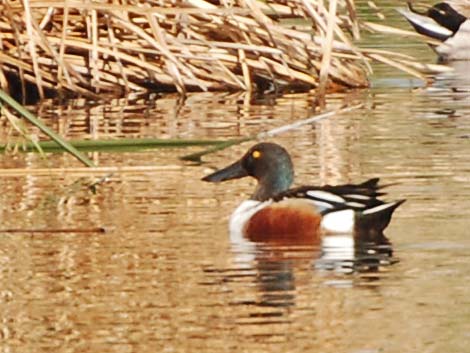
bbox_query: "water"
[2,2,470,352]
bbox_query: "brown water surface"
[2,2,470,352]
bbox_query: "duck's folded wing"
[275,178,389,213]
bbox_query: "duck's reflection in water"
[230,229,396,308]
[315,233,396,274]
[252,259,297,308]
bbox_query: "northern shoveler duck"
[398,1,470,62]
[202,142,405,243]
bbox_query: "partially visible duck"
[398,1,470,62]
[202,142,405,244]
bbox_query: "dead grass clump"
[0,0,445,98]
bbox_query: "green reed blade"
[0,138,230,153]
[0,89,95,167]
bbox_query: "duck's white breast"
[229,199,272,241]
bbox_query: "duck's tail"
[355,199,406,240]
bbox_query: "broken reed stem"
[258,103,363,138]
[318,0,338,100]
[181,103,364,161]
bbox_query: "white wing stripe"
[310,200,334,210]
[362,202,397,215]
[343,193,371,200]
[346,202,366,208]
[306,190,345,203]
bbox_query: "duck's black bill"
[202,160,248,182]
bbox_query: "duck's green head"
[202,142,294,201]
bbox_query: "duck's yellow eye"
[252,150,261,159]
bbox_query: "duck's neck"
[251,170,293,201]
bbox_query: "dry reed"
[0,0,449,98]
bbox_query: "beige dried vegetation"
[0,0,449,98]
